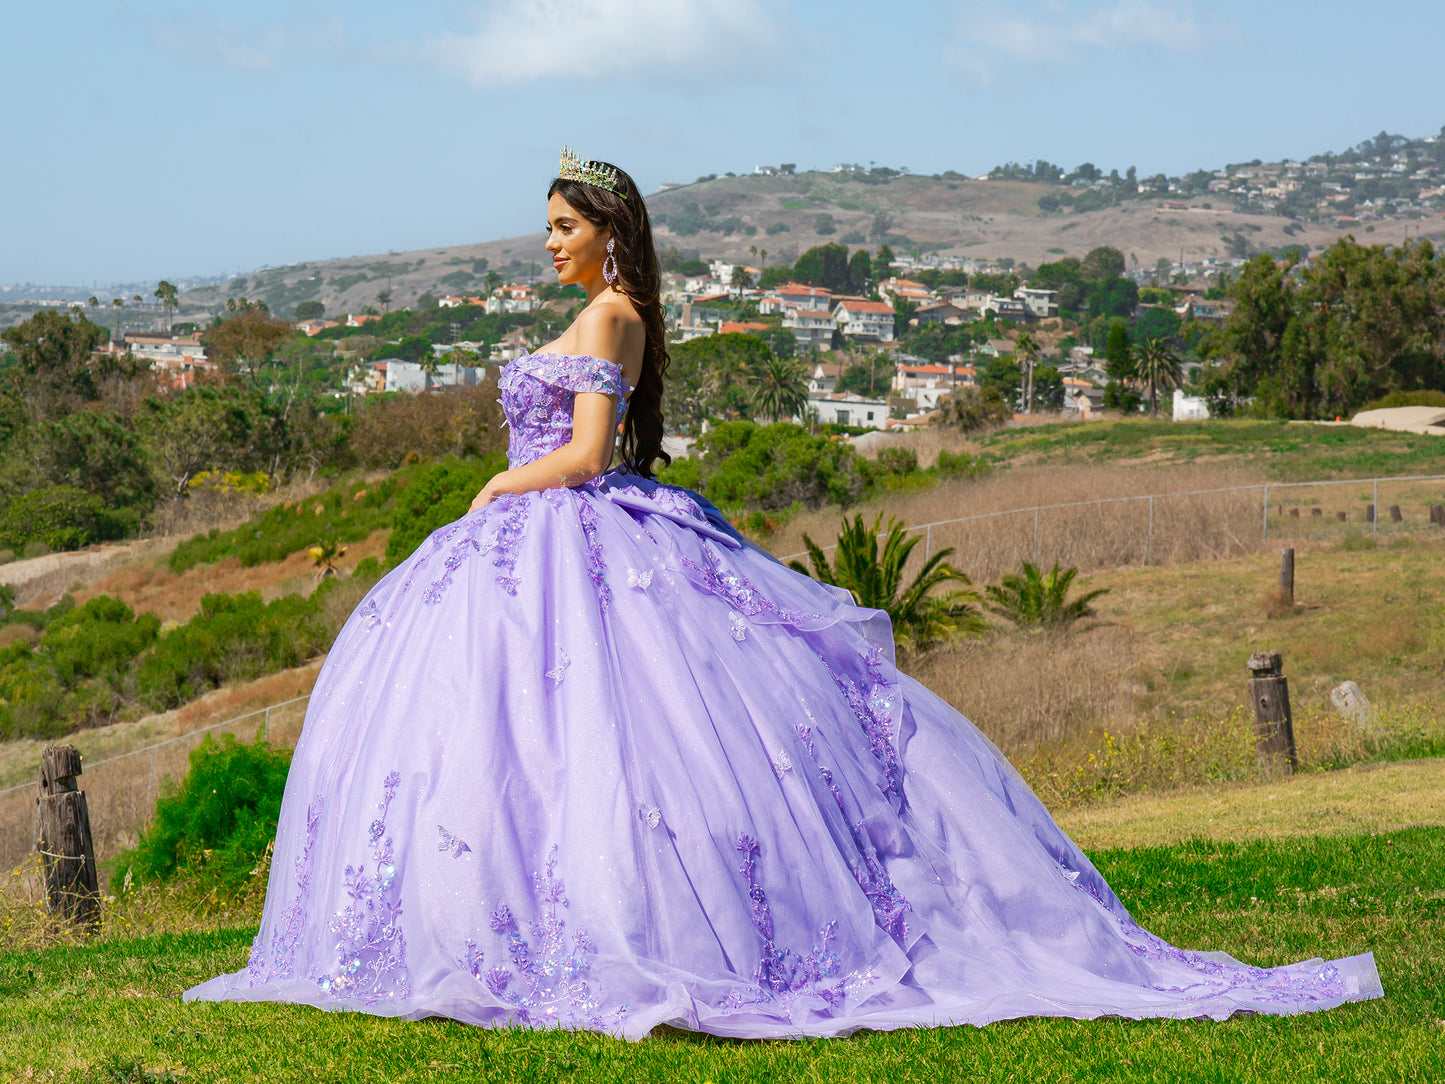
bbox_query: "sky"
[4,0,1445,286]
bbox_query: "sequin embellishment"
[464,845,625,1029]
[437,825,472,858]
[725,835,876,1010]
[490,495,530,595]
[247,795,322,984]
[577,499,611,610]
[317,772,411,1004]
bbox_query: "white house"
[783,307,836,349]
[1172,388,1211,420]
[832,299,895,343]
[803,392,889,429]
[383,359,488,394]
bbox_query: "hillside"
[167,170,1438,321]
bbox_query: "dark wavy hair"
[548,163,671,478]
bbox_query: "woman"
[186,150,1381,1038]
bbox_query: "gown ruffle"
[185,352,1382,1039]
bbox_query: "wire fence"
[6,473,1445,877]
[780,473,1445,584]
[1,696,311,875]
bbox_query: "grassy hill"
[172,171,1441,321]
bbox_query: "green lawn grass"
[977,418,1445,482]
[3,828,1440,1083]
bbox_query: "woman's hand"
[469,474,508,513]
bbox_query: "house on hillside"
[383,359,487,394]
[914,301,969,326]
[892,361,976,411]
[783,307,837,349]
[1013,287,1058,318]
[296,318,339,336]
[807,361,845,394]
[832,298,895,343]
[803,391,888,429]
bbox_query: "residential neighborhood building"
[1013,287,1058,318]
[122,331,213,389]
[832,298,895,342]
[804,391,889,429]
[782,307,837,349]
[1172,388,1211,420]
[485,285,540,315]
[892,361,976,411]
[382,359,488,394]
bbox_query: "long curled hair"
[548,163,671,478]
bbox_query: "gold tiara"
[559,146,625,198]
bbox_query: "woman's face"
[545,193,610,286]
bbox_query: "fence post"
[36,745,100,929]
[1247,651,1298,777]
[1262,484,1269,549]
[1146,495,1154,564]
[1373,479,1379,540]
[1279,548,1294,605]
[1032,507,1039,564]
[264,706,271,742]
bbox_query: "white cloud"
[429,0,782,86]
[945,1,1229,86]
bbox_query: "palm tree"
[155,280,179,330]
[730,264,751,297]
[1133,337,1183,416]
[984,561,1108,631]
[1014,331,1040,412]
[790,514,985,652]
[748,353,809,423]
[111,297,124,332]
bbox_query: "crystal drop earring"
[603,238,619,285]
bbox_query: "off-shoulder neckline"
[513,351,636,391]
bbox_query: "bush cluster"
[112,733,291,896]
[0,596,160,739]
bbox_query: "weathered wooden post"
[1247,652,1298,777]
[1336,510,1348,522]
[1431,503,1445,527]
[36,745,100,929]
[1279,548,1295,605]
[1365,504,1375,523]
[1389,504,1403,523]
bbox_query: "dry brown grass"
[0,662,321,873]
[1262,586,1298,619]
[69,528,389,624]
[764,461,1269,584]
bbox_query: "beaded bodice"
[497,352,632,468]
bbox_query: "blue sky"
[4,0,1444,285]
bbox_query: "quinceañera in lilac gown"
[187,351,1382,1038]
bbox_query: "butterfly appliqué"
[626,567,653,591]
[545,648,570,685]
[770,751,793,779]
[437,825,472,858]
[728,611,747,642]
[637,802,662,830]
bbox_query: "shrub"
[384,453,508,565]
[0,485,126,552]
[934,449,989,478]
[135,590,330,711]
[985,561,1109,630]
[661,421,868,514]
[113,733,291,895]
[933,387,1012,434]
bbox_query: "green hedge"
[112,733,292,896]
[0,485,129,552]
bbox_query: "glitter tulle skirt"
[185,474,1382,1038]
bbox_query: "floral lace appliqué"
[247,795,322,984]
[461,845,625,1030]
[317,772,410,1005]
[724,835,876,1011]
[577,499,611,610]
[491,494,530,594]
[498,353,632,469]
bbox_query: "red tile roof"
[836,299,895,315]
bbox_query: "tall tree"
[0,310,116,420]
[154,280,179,329]
[1014,331,1040,413]
[749,354,810,424]
[1133,337,1182,416]
[201,306,297,389]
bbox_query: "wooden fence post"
[1247,652,1298,777]
[36,745,100,929]
[1279,548,1295,605]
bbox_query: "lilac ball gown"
[185,352,1382,1038]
